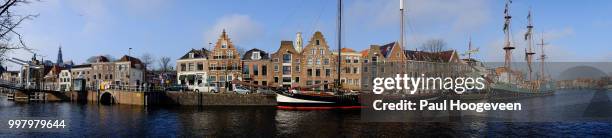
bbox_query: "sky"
[3,0,611,70]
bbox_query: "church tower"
[294,32,303,53]
[56,46,64,66]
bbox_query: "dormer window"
[189,53,194,58]
[252,51,261,60]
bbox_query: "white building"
[176,48,210,89]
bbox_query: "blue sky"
[4,0,611,70]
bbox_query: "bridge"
[0,80,72,102]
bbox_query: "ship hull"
[489,88,554,100]
[276,93,363,110]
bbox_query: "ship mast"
[502,0,515,83]
[335,0,342,93]
[538,33,547,81]
[468,36,473,60]
[525,8,535,81]
[400,0,405,50]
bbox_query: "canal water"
[1,90,611,137]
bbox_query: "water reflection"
[0,90,611,137]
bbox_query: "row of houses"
[176,30,468,92]
[1,30,469,93]
[2,53,146,92]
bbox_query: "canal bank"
[6,90,277,106]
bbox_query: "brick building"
[269,41,301,88]
[241,48,271,86]
[208,30,242,89]
[299,31,337,91]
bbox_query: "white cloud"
[203,14,264,47]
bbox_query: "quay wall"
[11,90,276,106]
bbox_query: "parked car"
[233,86,250,94]
[165,85,188,91]
[193,83,219,93]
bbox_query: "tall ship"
[272,0,362,110]
[489,0,555,100]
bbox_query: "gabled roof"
[404,50,456,63]
[93,56,110,63]
[179,48,210,60]
[379,42,397,58]
[360,50,369,57]
[242,48,269,60]
[340,48,356,53]
[72,64,92,69]
[117,55,143,64]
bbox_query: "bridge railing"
[105,85,170,92]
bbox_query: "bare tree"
[158,56,173,72]
[0,0,38,63]
[420,39,448,53]
[140,53,154,70]
[235,45,246,57]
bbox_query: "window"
[274,77,279,83]
[273,58,279,62]
[209,76,217,82]
[188,63,194,71]
[353,67,358,74]
[345,56,351,63]
[307,58,313,65]
[323,58,329,65]
[227,76,233,81]
[243,65,250,74]
[197,63,204,71]
[320,49,324,55]
[311,49,315,55]
[307,69,313,76]
[283,77,291,82]
[262,65,267,75]
[372,56,378,62]
[315,69,321,76]
[253,64,259,75]
[189,53,194,58]
[325,69,331,76]
[316,59,321,65]
[316,40,320,45]
[295,77,300,83]
[221,40,227,48]
[364,59,369,63]
[252,51,261,60]
[283,54,291,63]
[274,64,279,72]
[295,65,300,72]
[345,67,350,74]
[227,51,233,58]
[211,64,217,70]
[282,66,291,75]
[353,57,359,63]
